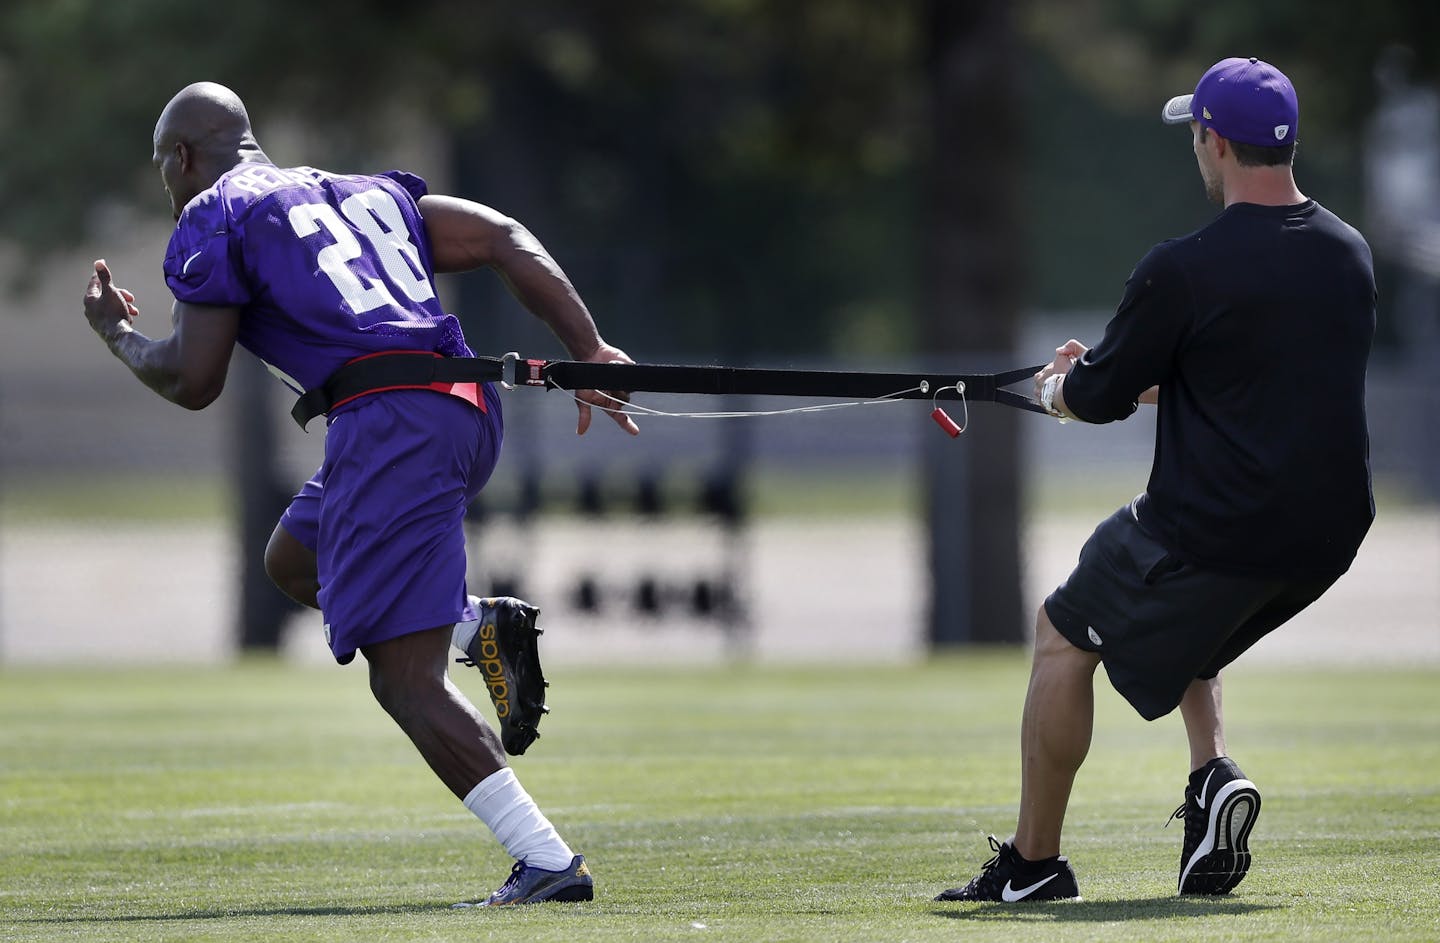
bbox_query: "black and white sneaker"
[1171,756,1261,895]
[935,835,1080,902]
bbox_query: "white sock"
[462,768,575,871]
[452,595,481,654]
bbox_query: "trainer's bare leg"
[264,522,320,610]
[1013,606,1102,861]
[1178,675,1226,771]
[362,625,507,798]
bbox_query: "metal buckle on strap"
[500,351,520,391]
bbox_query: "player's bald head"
[154,82,253,153]
[152,82,269,219]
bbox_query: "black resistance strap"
[292,351,1047,429]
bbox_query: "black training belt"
[290,351,505,429]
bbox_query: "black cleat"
[1172,756,1262,895]
[455,595,550,755]
[453,854,594,907]
[935,835,1080,902]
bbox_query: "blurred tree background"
[4,0,1436,322]
[1,0,1436,649]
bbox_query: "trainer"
[936,57,1375,902]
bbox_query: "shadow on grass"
[14,902,451,924]
[931,895,1280,922]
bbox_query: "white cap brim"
[1161,94,1195,125]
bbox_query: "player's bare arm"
[418,194,639,436]
[83,259,239,410]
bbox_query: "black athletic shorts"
[1044,501,1339,721]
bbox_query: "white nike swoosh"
[1196,768,1218,810]
[1001,873,1058,902]
[181,249,204,275]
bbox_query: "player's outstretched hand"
[574,342,640,436]
[83,260,141,342]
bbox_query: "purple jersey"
[163,165,472,393]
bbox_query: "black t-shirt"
[1063,200,1376,579]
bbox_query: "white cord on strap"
[554,384,932,420]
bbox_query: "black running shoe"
[935,835,1080,902]
[1171,756,1262,895]
[455,596,550,755]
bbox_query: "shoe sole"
[496,603,547,752]
[1179,779,1261,895]
[934,888,1082,903]
[538,884,594,903]
[458,598,549,755]
[487,881,594,906]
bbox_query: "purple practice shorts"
[280,385,503,664]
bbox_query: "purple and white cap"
[1162,57,1299,147]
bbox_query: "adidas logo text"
[475,622,510,718]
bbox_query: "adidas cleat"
[455,595,550,755]
[453,854,594,907]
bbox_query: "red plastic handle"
[931,407,962,438]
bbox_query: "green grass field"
[2,655,1437,942]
